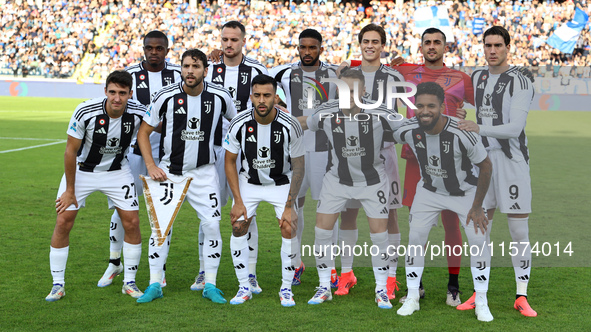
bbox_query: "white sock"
[370,231,389,290]
[247,218,258,277]
[50,246,69,285]
[464,221,491,293]
[315,226,333,288]
[339,229,358,273]
[159,226,173,279]
[405,224,431,299]
[230,234,250,288]
[148,233,166,285]
[388,233,400,277]
[109,210,124,257]
[281,237,299,290]
[123,242,141,283]
[202,220,222,285]
[508,217,531,296]
[475,291,488,306]
[198,222,204,273]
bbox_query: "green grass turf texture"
[0,96,589,331]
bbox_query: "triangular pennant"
[140,174,192,246]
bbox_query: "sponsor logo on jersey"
[347,136,358,146]
[69,122,77,132]
[477,108,498,119]
[187,117,200,129]
[181,130,205,141]
[429,155,439,166]
[341,146,366,158]
[257,146,270,158]
[99,138,122,154]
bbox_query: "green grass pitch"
[0,96,589,330]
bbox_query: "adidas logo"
[246,135,257,143]
[291,76,301,83]
[377,266,389,271]
[128,265,138,271]
[234,263,246,269]
[233,250,241,257]
[213,76,224,83]
[415,141,425,149]
[175,106,186,115]
[249,246,254,251]
[288,254,296,259]
[285,266,296,271]
[518,275,529,281]
[407,272,418,278]
[317,263,328,269]
[109,236,117,242]
[380,207,388,214]
[208,253,221,259]
[149,253,160,260]
[477,82,485,89]
[212,210,221,218]
[95,127,106,134]
[137,81,148,89]
[131,200,138,207]
[391,198,399,205]
[333,126,344,133]
[509,203,521,210]
[475,275,487,281]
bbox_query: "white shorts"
[297,151,328,200]
[57,168,139,211]
[107,153,160,209]
[214,145,230,207]
[235,178,290,221]
[409,185,477,229]
[161,164,222,221]
[317,172,389,219]
[342,144,401,211]
[484,149,532,214]
[382,144,402,209]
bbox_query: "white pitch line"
[0,137,64,141]
[0,140,66,154]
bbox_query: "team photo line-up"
[46,21,537,322]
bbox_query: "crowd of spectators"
[1,0,590,80]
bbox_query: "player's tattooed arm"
[285,155,305,209]
[467,156,492,234]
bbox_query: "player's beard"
[255,102,274,119]
[418,112,440,132]
[300,54,320,67]
[184,75,203,88]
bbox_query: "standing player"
[394,82,493,322]
[135,49,237,304]
[190,21,269,294]
[224,74,305,306]
[99,30,181,289]
[335,24,405,300]
[269,28,339,286]
[458,26,537,317]
[301,69,400,309]
[46,71,145,301]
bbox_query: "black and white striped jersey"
[393,116,488,196]
[206,55,269,147]
[126,61,182,106]
[206,55,268,113]
[352,64,406,112]
[144,82,237,175]
[66,97,146,172]
[224,108,305,186]
[472,66,534,163]
[270,61,338,152]
[306,100,396,187]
